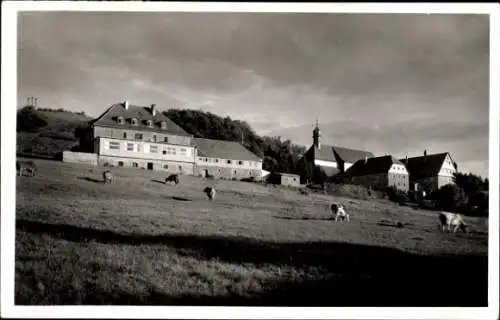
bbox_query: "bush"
[386,186,409,204]
[435,184,467,212]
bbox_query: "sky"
[17,11,490,178]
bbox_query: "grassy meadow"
[14,158,489,306]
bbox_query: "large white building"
[82,101,263,180]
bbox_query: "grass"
[14,158,489,306]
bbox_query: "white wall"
[314,159,338,168]
[98,137,195,163]
[195,156,262,170]
[389,163,409,174]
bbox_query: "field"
[14,158,489,306]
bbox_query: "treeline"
[163,109,306,173]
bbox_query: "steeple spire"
[313,118,321,150]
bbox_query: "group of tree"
[424,172,489,217]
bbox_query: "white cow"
[204,187,216,202]
[331,203,350,222]
[438,211,468,233]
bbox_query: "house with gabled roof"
[400,151,457,193]
[341,155,410,192]
[298,121,374,183]
[192,137,263,181]
[88,101,196,174]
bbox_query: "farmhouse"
[299,121,374,183]
[400,151,458,193]
[86,101,196,174]
[266,172,301,187]
[192,137,263,181]
[341,155,410,192]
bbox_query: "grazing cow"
[331,203,350,222]
[165,174,180,185]
[204,187,216,201]
[103,170,113,184]
[20,167,36,177]
[438,211,468,233]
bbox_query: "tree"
[436,183,467,212]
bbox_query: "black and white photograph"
[1,2,499,319]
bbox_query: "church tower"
[313,118,321,150]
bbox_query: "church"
[298,121,375,184]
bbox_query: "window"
[117,116,125,124]
[123,132,127,139]
[109,141,120,150]
[227,160,232,164]
[198,157,203,161]
[163,164,169,169]
[146,120,153,127]
[163,150,167,155]
[127,143,134,151]
[161,121,167,129]
[204,158,208,162]
[134,133,143,141]
[238,160,244,165]
[180,148,187,156]
[164,137,169,143]
[132,162,138,168]
[118,161,124,167]
[131,118,138,125]
[150,145,158,153]
[153,135,157,142]
[178,166,183,172]
[215,159,219,163]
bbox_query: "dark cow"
[203,187,216,201]
[103,170,113,184]
[165,174,180,185]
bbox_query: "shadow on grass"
[274,215,333,221]
[77,177,104,183]
[16,219,488,307]
[171,196,191,202]
[151,179,166,185]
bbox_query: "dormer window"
[146,120,153,127]
[131,118,138,126]
[160,121,167,130]
[117,116,125,124]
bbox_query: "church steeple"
[313,118,321,150]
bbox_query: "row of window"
[123,132,171,143]
[115,116,168,129]
[116,161,184,172]
[197,157,260,167]
[108,141,188,156]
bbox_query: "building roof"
[91,102,192,137]
[399,152,454,179]
[192,138,262,162]
[313,144,374,163]
[346,155,406,176]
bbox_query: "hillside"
[16,106,92,158]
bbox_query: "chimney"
[124,100,129,110]
[151,104,156,116]
[364,156,368,164]
[405,155,408,163]
[424,149,427,160]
